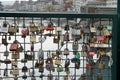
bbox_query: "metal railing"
[0,12,117,80]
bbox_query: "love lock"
[38,37,46,43]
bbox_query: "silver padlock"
[72,40,79,50]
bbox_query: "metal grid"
[0,13,117,80]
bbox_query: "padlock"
[52,53,56,58]
[12,61,18,67]
[75,59,80,69]
[21,28,28,38]
[55,57,61,65]
[56,27,62,32]
[64,32,70,41]
[4,50,9,57]
[46,22,54,31]
[98,61,105,69]
[86,62,90,69]
[57,65,63,72]
[30,34,36,42]
[39,23,45,33]
[11,52,19,59]
[72,39,79,50]
[103,28,110,36]
[2,35,7,45]
[64,24,69,31]
[22,75,27,79]
[64,48,69,55]
[37,49,44,60]
[107,25,112,30]
[75,53,80,59]
[81,52,87,57]
[22,66,28,72]
[39,66,44,73]
[0,21,9,33]
[8,23,18,35]
[64,58,70,68]
[29,23,37,32]
[9,40,19,51]
[12,70,19,75]
[53,36,59,43]
[89,52,95,57]
[90,26,96,33]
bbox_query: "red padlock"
[97,36,104,41]
[89,52,95,57]
[46,26,54,31]
[86,62,90,69]
[21,29,28,35]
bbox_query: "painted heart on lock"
[21,29,28,35]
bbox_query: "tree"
[45,4,52,12]
[0,1,3,11]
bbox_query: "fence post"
[117,0,120,80]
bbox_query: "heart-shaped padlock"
[21,29,28,37]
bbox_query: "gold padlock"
[98,61,105,69]
[53,36,59,43]
[81,52,87,57]
[103,28,110,36]
[90,27,96,33]
[12,70,19,75]
[11,52,19,59]
[52,53,56,58]
[30,35,36,42]
[12,61,18,66]
[103,37,109,44]
[4,50,9,56]
[55,58,61,65]
[29,23,37,32]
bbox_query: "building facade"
[11,0,117,13]
[80,0,117,13]
[106,0,117,8]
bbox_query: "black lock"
[22,75,27,79]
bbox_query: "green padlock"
[57,65,63,72]
[75,53,80,59]
[107,25,112,30]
